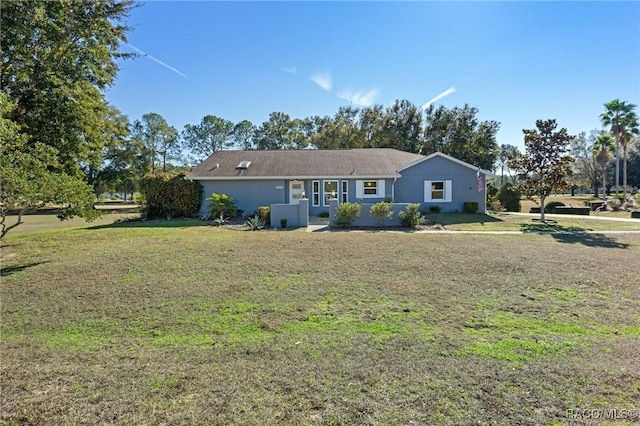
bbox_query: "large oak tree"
[510,119,574,222]
[1,0,134,235]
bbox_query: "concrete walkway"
[505,212,640,223]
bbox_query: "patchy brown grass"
[1,222,639,425]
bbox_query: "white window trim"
[312,180,320,207]
[323,180,339,207]
[424,180,452,202]
[355,179,386,199]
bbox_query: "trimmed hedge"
[529,206,590,215]
[544,201,565,213]
[140,173,203,220]
[554,207,590,215]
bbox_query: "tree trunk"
[540,194,546,222]
[602,167,607,200]
[615,134,620,196]
[623,144,628,200]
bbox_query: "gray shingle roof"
[188,149,426,179]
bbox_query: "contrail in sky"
[127,43,188,79]
[420,86,456,110]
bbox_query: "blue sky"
[106,1,640,152]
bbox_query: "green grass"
[424,212,640,232]
[1,220,639,424]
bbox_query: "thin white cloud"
[127,43,188,79]
[420,86,456,110]
[310,71,332,91]
[337,89,379,107]
[282,66,297,75]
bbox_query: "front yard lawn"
[1,221,639,424]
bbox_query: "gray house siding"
[198,178,392,217]
[394,156,486,213]
[305,179,391,215]
[199,180,286,216]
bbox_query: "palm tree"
[600,99,639,198]
[593,133,614,199]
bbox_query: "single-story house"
[188,148,495,217]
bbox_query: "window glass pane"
[363,181,377,195]
[312,181,320,206]
[431,181,444,200]
[342,181,348,203]
[323,180,338,206]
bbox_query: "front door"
[289,180,304,204]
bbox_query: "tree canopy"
[1,0,134,175]
[422,104,500,170]
[0,0,134,237]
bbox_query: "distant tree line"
[1,0,638,238]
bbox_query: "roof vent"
[236,160,251,170]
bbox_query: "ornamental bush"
[140,173,203,220]
[206,193,238,218]
[369,202,393,227]
[463,202,479,213]
[258,206,270,226]
[398,203,423,228]
[334,202,361,228]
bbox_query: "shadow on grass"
[86,218,212,231]
[426,213,503,226]
[1,262,47,277]
[520,223,630,249]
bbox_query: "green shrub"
[486,184,501,211]
[245,215,265,231]
[463,202,479,214]
[317,210,330,218]
[334,202,361,228]
[369,202,393,227]
[497,183,521,212]
[280,218,287,228]
[206,193,238,218]
[140,173,203,220]
[133,193,145,206]
[544,201,565,213]
[398,203,423,228]
[258,206,270,226]
[428,205,441,214]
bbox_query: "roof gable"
[397,151,496,176]
[189,148,425,179]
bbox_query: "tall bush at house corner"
[139,173,203,220]
[497,182,521,212]
[370,202,393,227]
